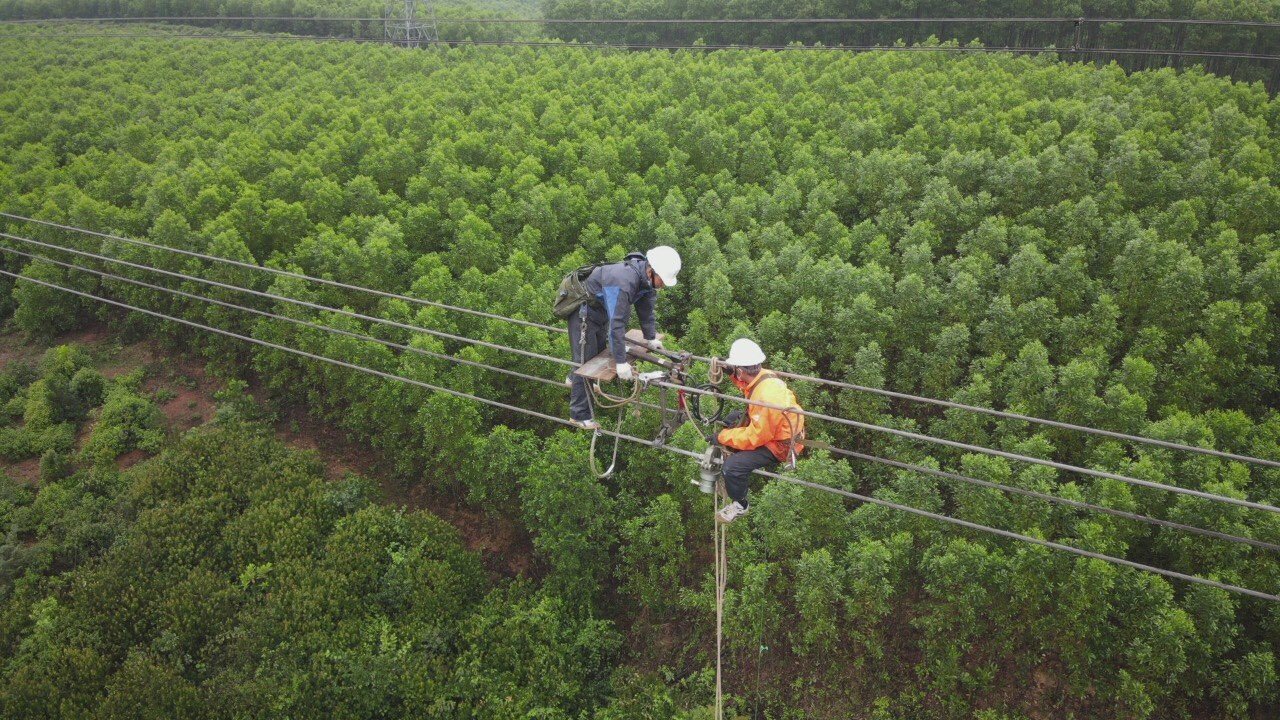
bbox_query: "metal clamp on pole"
[637,370,667,385]
[696,445,723,495]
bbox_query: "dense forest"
[2,24,1280,719]
[2,348,626,719]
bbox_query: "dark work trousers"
[568,304,609,422]
[722,446,779,508]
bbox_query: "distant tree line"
[0,0,542,41]
[541,0,1280,86]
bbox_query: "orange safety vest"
[716,371,805,462]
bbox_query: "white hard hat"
[646,245,681,287]
[725,338,766,367]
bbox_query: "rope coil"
[708,356,725,386]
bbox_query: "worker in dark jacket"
[569,246,681,429]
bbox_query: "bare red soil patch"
[274,403,379,481]
[115,448,149,470]
[7,456,40,485]
[2,325,537,580]
[145,358,220,434]
[427,499,532,579]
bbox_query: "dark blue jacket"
[584,252,657,364]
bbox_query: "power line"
[1,30,1278,61]
[5,239,1271,551]
[0,16,385,23]
[10,223,1277,513]
[3,16,1280,28]
[6,212,1278,471]
[0,244,571,392]
[2,30,1269,60]
[821,444,1280,551]
[0,240,665,418]
[742,367,1280,470]
[3,267,1276,602]
[445,40,1280,61]
[0,31,395,43]
[660,380,1280,515]
[464,17,1280,27]
[0,230,575,370]
[0,232,666,416]
[0,213,558,333]
[752,465,1280,602]
[0,269,592,423]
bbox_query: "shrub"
[519,431,615,613]
[81,384,165,465]
[38,449,70,483]
[68,367,105,411]
[450,584,621,719]
[617,493,685,616]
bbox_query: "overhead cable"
[0,213,558,333]
[753,465,1280,602]
[6,212,1278,471]
[2,268,1277,603]
[0,30,1276,61]
[0,244,571,390]
[445,40,1280,61]
[820,443,1280,551]
[7,240,1270,551]
[658,380,1280,514]
[0,242,670,416]
[738,366,1280,470]
[11,223,1277,512]
[3,16,1280,28]
[0,230,575,369]
[0,16,387,22]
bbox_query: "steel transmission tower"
[384,0,438,47]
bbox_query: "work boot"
[716,501,748,524]
[570,418,600,431]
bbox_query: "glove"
[615,362,634,382]
[705,430,721,447]
[646,338,664,351]
[723,409,745,427]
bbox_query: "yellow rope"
[589,377,643,408]
[714,490,727,720]
[673,383,727,718]
[585,379,642,478]
[586,405,625,478]
[708,356,725,386]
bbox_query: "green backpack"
[552,262,607,319]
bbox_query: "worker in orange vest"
[711,339,804,523]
